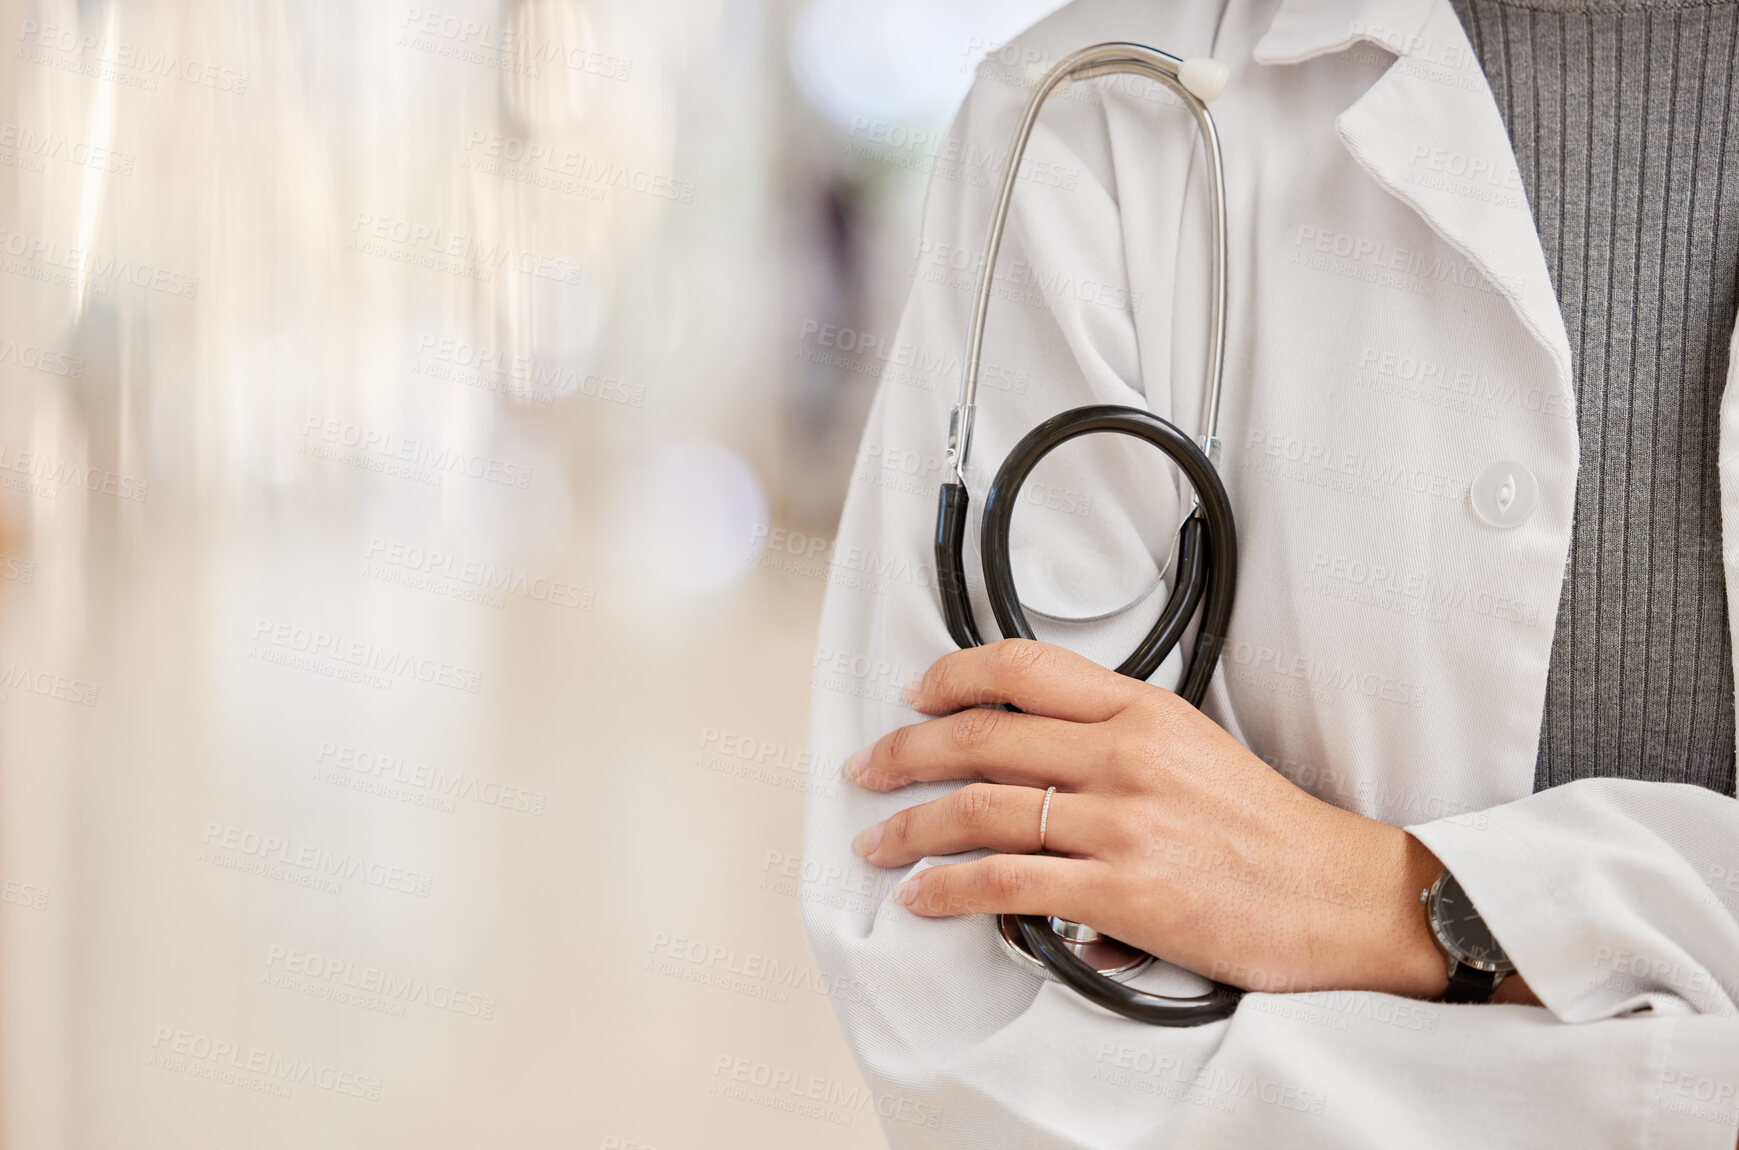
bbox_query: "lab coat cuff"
[1406,779,1739,1021]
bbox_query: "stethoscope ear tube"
[935,482,986,651]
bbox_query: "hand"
[847,639,1454,997]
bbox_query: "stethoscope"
[933,44,1241,1026]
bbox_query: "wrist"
[1342,826,1451,998]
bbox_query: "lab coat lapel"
[1719,312,1739,764]
[1256,0,1575,401]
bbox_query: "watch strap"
[1441,963,1502,1004]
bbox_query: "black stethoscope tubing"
[930,42,1244,1026]
[934,407,1243,1026]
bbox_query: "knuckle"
[990,638,1048,679]
[1106,804,1152,852]
[915,868,949,912]
[985,856,1029,903]
[882,723,914,767]
[1118,724,1167,780]
[883,805,918,850]
[949,706,1003,752]
[952,783,1000,829]
[920,656,960,706]
[1137,693,1187,737]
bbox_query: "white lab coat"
[802,0,1739,1145]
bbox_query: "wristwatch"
[1419,868,1514,1003]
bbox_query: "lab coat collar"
[1254,0,1576,395]
[1252,0,1438,66]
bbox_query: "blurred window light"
[787,0,1069,130]
[605,439,769,596]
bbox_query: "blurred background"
[0,0,1065,1145]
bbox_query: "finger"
[855,783,1128,866]
[846,706,1107,792]
[892,853,1112,921]
[908,639,1144,723]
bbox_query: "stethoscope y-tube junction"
[931,41,1244,1027]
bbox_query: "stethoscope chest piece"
[998,914,1153,981]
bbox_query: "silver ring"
[1038,786,1056,852]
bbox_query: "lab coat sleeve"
[1410,780,1739,1056]
[803,16,1739,1150]
[1411,781,1739,1021]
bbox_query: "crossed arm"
[847,637,1542,1007]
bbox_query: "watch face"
[1431,872,1514,973]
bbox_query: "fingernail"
[901,675,924,707]
[843,748,869,783]
[852,823,883,859]
[893,878,919,907]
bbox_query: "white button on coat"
[804,0,1739,1146]
[1470,460,1540,528]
